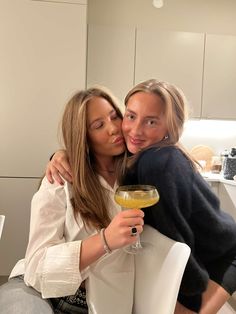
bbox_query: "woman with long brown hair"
[0,86,144,314]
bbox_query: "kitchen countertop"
[202,172,236,186]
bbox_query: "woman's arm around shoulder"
[46,150,72,185]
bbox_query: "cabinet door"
[202,34,236,119]
[135,29,205,118]
[33,0,87,3]
[87,24,135,103]
[219,183,236,222]
[0,178,40,276]
[0,0,87,177]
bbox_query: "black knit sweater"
[123,146,236,311]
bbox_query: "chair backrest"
[133,225,191,314]
[0,215,5,239]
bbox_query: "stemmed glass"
[114,185,159,254]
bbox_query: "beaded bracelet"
[100,228,112,254]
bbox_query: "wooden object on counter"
[190,145,215,172]
[211,156,222,173]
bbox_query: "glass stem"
[133,235,142,249]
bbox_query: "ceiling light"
[152,0,164,9]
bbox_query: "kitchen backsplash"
[181,119,236,155]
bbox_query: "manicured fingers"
[121,209,145,218]
[45,164,54,184]
[46,164,64,185]
[50,160,72,184]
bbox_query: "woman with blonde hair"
[0,86,144,314]
[46,79,236,314]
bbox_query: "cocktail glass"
[114,185,159,254]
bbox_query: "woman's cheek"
[121,120,128,135]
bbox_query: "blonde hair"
[125,79,196,168]
[61,86,125,230]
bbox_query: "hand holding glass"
[114,185,159,253]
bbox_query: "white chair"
[0,215,5,239]
[133,225,191,314]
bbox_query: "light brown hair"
[125,79,196,168]
[61,86,125,230]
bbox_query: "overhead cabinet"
[135,30,236,120]
[32,0,87,3]
[87,24,136,103]
[87,25,236,119]
[202,34,236,119]
[135,29,205,118]
[87,26,204,116]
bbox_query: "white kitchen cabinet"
[86,26,236,119]
[87,24,136,104]
[135,29,205,118]
[0,178,40,276]
[202,34,236,119]
[205,177,236,221]
[219,182,236,221]
[207,181,219,197]
[0,0,87,277]
[32,0,87,3]
[0,0,87,177]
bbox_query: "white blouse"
[10,176,134,314]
